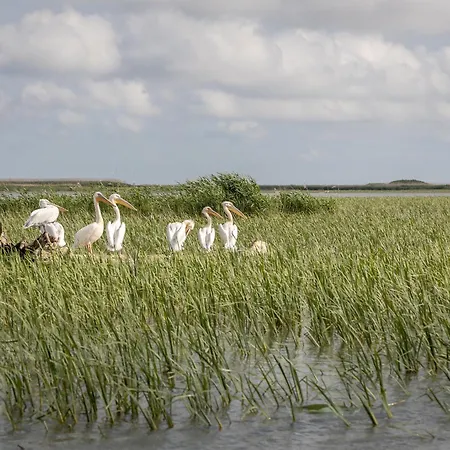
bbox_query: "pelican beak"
[209,210,224,219]
[229,205,247,218]
[116,198,137,211]
[97,194,115,206]
[52,203,68,212]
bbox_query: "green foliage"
[279,191,335,214]
[178,172,270,215]
[0,197,450,431]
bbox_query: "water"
[1,350,450,450]
[309,191,450,198]
[2,389,449,450]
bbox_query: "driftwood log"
[0,222,59,258]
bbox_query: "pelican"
[23,199,67,229]
[106,193,137,252]
[166,220,195,251]
[218,201,247,250]
[198,206,223,251]
[40,222,66,247]
[248,240,268,254]
[73,192,115,253]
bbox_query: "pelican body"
[73,192,114,253]
[40,222,66,247]
[106,193,137,252]
[23,199,67,229]
[218,201,247,250]
[167,220,195,251]
[198,206,223,251]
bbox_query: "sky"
[1,0,450,185]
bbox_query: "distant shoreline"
[0,179,449,192]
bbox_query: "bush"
[279,191,335,214]
[177,173,270,215]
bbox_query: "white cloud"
[199,89,439,122]
[0,9,120,75]
[85,79,160,116]
[120,0,450,35]
[127,9,450,122]
[128,11,450,101]
[116,114,143,132]
[218,120,265,137]
[22,82,77,107]
[6,4,450,127]
[58,109,85,125]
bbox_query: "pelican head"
[94,191,115,206]
[201,206,223,219]
[109,193,138,211]
[184,219,195,235]
[39,198,68,212]
[222,201,247,219]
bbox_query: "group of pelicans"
[22,191,266,254]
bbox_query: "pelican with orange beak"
[106,193,137,252]
[23,199,68,229]
[73,192,115,253]
[218,201,247,250]
[198,206,223,251]
[166,219,195,251]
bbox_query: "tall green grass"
[1,194,450,431]
[0,173,333,217]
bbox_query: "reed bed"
[1,194,450,431]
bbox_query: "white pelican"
[218,201,247,250]
[106,193,137,252]
[40,222,66,247]
[198,206,223,251]
[248,240,268,254]
[73,192,115,253]
[166,220,195,251]
[23,199,67,229]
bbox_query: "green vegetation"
[278,191,335,213]
[1,187,450,432]
[0,173,333,217]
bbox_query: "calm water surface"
[1,358,449,450]
[2,395,449,450]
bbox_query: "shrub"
[279,191,335,214]
[177,173,270,215]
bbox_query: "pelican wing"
[73,222,104,249]
[106,221,116,251]
[40,222,66,247]
[198,227,207,249]
[166,222,179,242]
[167,222,186,251]
[114,222,126,251]
[24,206,59,229]
[199,226,215,250]
[229,223,238,248]
[53,222,66,247]
[207,227,216,249]
[219,222,238,249]
[218,223,227,245]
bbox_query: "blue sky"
[1,0,450,185]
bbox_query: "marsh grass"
[1,195,450,431]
